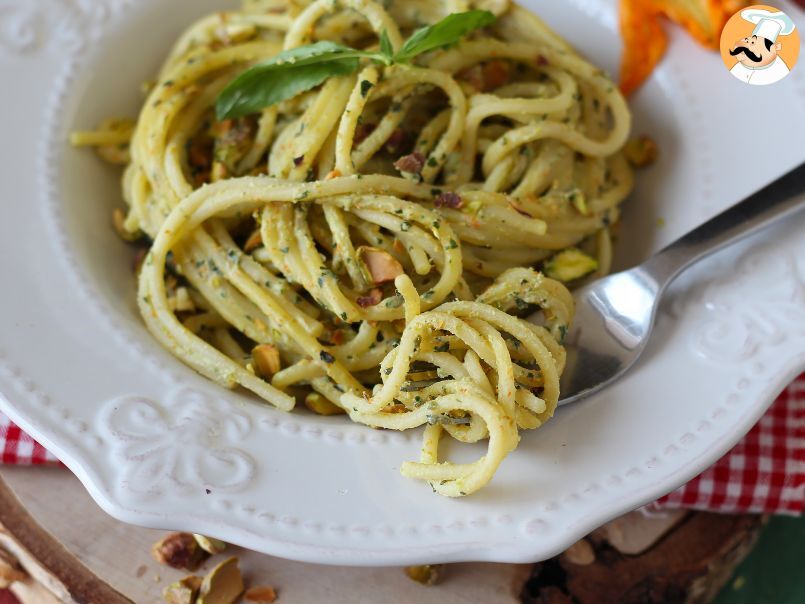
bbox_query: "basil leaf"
[216,41,371,119]
[379,30,394,60]
[393,10,496,63]
[215,12,497,119]
[257,40,361,67]
[216,58,359,120]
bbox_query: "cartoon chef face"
[730,34,781,68]
[722,8,798,86]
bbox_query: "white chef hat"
[741,9,796,43]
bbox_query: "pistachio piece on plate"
[304,392,345,416]
[252,344,282,379]
[543,248,598,282]
[358,246,404,285]
[623,135,658,168]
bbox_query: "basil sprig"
[216,10,496,120]
[393,10,496,62]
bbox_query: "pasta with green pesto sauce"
[72,0,634,497]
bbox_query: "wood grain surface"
[0,467,770,604]
[0,474,129,604]
[0,467,529,603]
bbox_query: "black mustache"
[730,46,763,62]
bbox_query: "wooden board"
[0,467,772,604]
[0,473,128,604]
[0,467,529,603]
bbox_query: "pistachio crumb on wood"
[193,534,227,555]
[404,564,445,585]
[163,575,203,604]
[244,585,278,602]
[197,557,245,604]
[152,532,209,571]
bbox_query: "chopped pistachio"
[404,564,445,585]
[358,246,404,284]
[244,585,278,602]
[252,344,281,379]
[623,135,658,168]
[152,532,209,571]
[163,575,203,604]
[543,248,598,282]
[304,392,346,416]
[568,189,588,215]
[198,557,245,604]
[193,534,227,555]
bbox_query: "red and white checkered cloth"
[647,374,805,515]
[0,415,59,465]
[1,375,804,514]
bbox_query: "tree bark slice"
[0,475,131,604]
[0,468,765,604]
[522,512,765,604]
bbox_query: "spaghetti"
[71,0,633,496]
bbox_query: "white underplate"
[1,0,803,566]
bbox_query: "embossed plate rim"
[0,0,803,565]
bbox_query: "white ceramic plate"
[1,0,803,566]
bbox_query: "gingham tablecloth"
[647,375,805,515]
[2,375,803,514]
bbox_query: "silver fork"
[557,162,805,406]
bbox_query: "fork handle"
[641,161,805,287]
